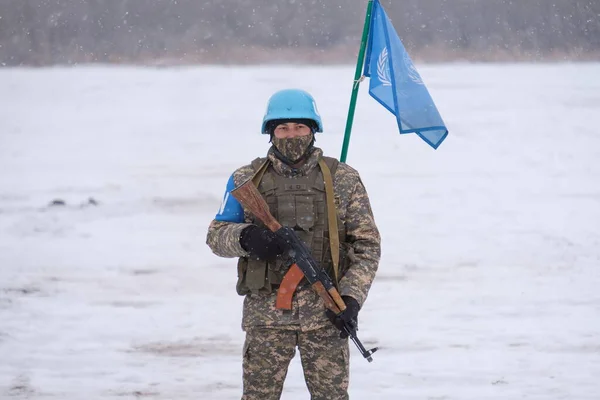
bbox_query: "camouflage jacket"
[206,146,381,331]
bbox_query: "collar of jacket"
[267,146,323,178]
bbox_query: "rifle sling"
[251,158,270,187]
[317,158,340,284]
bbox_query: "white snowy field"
[0,63,599,400]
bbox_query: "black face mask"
[271,133,315,164]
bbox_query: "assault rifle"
[231,178,378,362]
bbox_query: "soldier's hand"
[325,296,360,339]
[239,225,287,261]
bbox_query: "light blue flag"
[364,0,448,149]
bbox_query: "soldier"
[206,88,381,400]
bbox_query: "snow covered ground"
[1,63,599,399]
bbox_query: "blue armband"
[215,174,244,223]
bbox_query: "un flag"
[364,0,448,149]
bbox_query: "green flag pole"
[340,0,374,163]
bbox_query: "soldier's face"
[273,123,312,139]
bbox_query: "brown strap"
[275,264,304,310]
[318,158,340,284]
[251,158,270,187]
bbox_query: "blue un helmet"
[261,89,324,134]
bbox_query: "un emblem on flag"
[404,51,423,85]
[377,48,392,87]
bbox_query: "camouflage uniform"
[206,146,381,399]
[241,325,349,400]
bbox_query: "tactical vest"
[236,156,348,296]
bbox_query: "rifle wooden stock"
[231,178,345,313]
[230,179,281,232]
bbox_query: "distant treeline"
[1,0,599,66]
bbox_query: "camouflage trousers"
[241,325,350,400]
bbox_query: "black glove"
[325,296,360,339]
[239,225,287,261]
